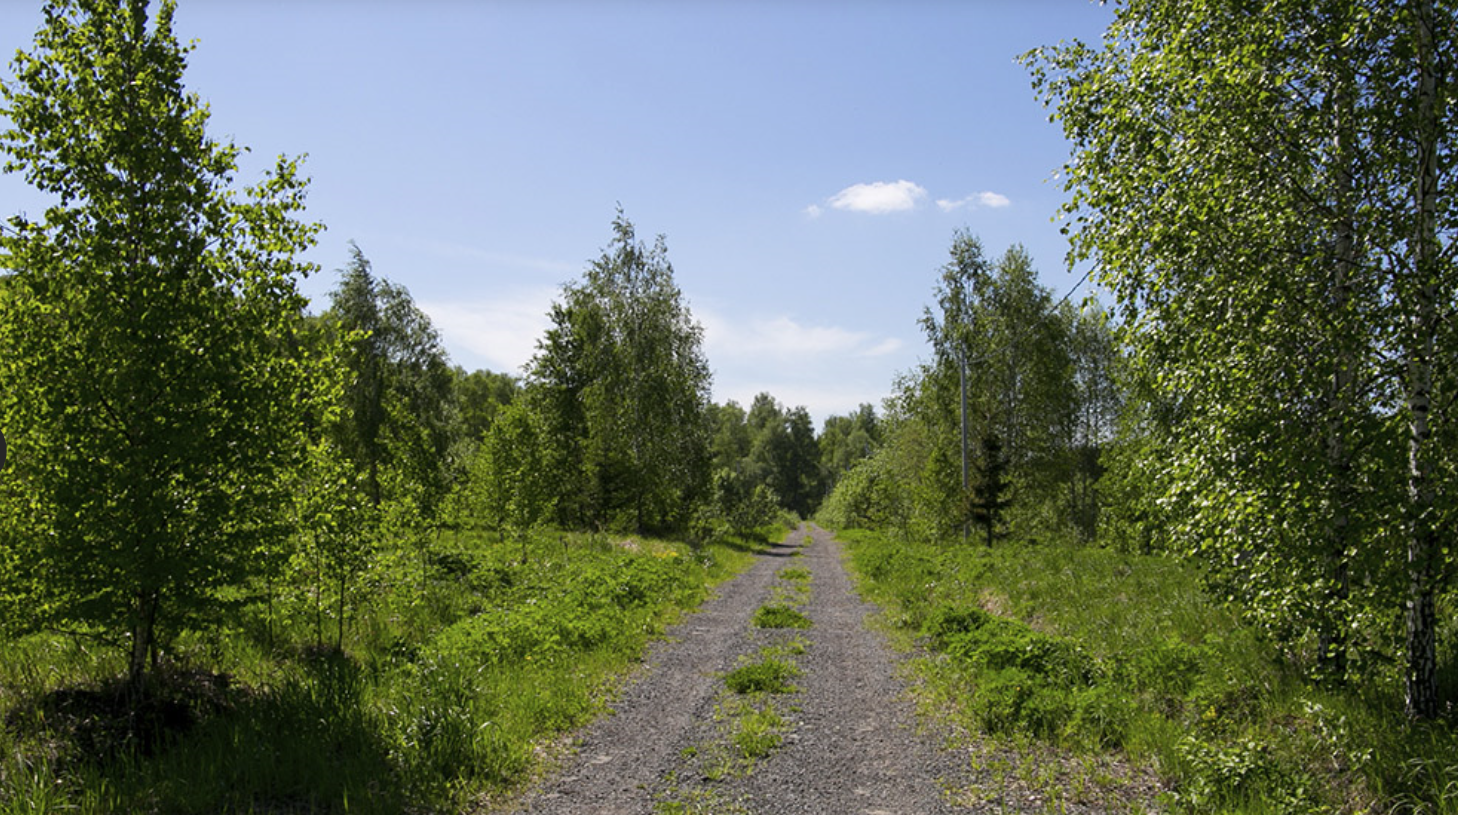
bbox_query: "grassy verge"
[0,525,779,814]
[837,527,1458,814]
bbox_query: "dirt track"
[506,524,972,815]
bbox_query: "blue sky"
[1,1,1115,426]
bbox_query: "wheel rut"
[507,524,971,815]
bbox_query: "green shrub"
[1172,737,1316,814]
[921,605,993,648]
[966,667,1039,735]
[841,528,1458,813]
[941,616,1100,689]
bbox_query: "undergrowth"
[837,527,1458,814]
[0,525,781,813]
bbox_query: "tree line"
[817,235,1121,551]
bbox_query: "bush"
[941,616,1100,689]
[1172,737,1315,814]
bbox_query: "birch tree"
[0,0,321,693]
[1028,0,1455,713]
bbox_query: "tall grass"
[0,525,776,813]
[839,528,1458,814]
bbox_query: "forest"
[0,0,1454,813]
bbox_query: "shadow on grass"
[137,649,401,814]
[7,650,402,814]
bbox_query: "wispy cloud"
[804,204,823,219]
[700,310,904,363]
[418,286,558,374]
[826,180,927,214]
[702,308,907,425]
[935,191,1012,211]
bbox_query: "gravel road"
[506,523,975,815]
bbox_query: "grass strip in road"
[724,656,800,694]
[752,604,812,630]
[776,566,811,582]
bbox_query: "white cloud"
[936,190,1012,212]
[699,310,903,363]
[804,204,822,219]
[827,179,927,214]
[863,337,904,357]
[418,286,558,374]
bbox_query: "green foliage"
[451,400,555,537]
[723,658,800,695]
[814,441,915,535]
[527,210,712,533]
[325,243,459,523]
[290,436,377,650]
[819,233,1119,549]
[0,0,322,689]
[425,554,692,667]
[731,705,784,759]
[926,609,1098,687]
[451,366,518,445]
[695,467,781,542]
[709,394,825,519]
[1025,0,1458,715]
[966,430,1011,547]
[751,604,812,630]
[1170,738,1316,815]
[819,403,881,493]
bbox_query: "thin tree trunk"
[337,568,347,652]
[128,589,158,697]
[1321,66,1357,683]
[314,533,324,648]
[1404,0,1441,721]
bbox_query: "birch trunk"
[1403,0,1441,721]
